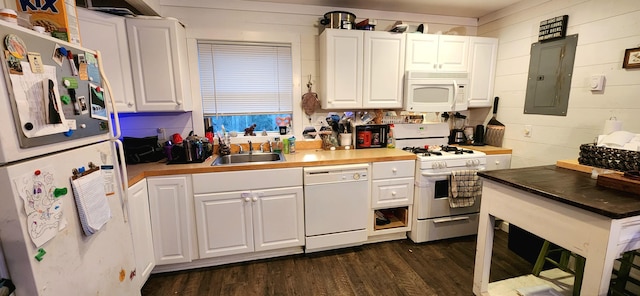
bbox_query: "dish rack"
[381,115,423,124]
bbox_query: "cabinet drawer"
[485,154,511,171]
[372,160,415,179]
[193,168,302,194]
[371,177,414,208]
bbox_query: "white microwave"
[404,71,469,112]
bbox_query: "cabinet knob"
[244,197,251,202]
[391,191,397,196]
[495,160,500,165]
[392,168,397,173]
[252,196,258,202]
[176,100,182,106]
[439,64,443,69]
[127,102,134,107]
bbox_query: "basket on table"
[578,143,640,172]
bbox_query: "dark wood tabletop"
[479,165,640,219]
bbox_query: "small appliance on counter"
[354,124,388,149]
[448,112,467,145]
[166,133,212,164]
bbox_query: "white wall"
[156,0,479,139]
[478,0,640,168]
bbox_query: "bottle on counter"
[289,136,296,154]
[272,137,283,153]
[283,138,290,154]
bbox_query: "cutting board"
[597,173,640,195]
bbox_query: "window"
[197,41,293,133]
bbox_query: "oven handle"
[433,216,470,224]
[420,168,485,177]
[451,80,458,111]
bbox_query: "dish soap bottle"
[272,137,283,153]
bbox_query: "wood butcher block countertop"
[479,165,640,219]
[126,148,416,187]
[453,144,512,155]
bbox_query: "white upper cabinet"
[467,37,498,108]
[320,29,405,109]
[405,34,469,72]
[126,17,192,112]
[363,32,406,108]
[77,8,136,112]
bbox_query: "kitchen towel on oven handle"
[448,170,482,208]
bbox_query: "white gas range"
[393,123,486,243]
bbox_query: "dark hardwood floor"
[142,230,532,296]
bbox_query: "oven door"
[414,170,481,220]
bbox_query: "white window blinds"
[198,42,293,114]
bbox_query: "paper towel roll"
[603,119,622,135]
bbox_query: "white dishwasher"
[304,163,369,253]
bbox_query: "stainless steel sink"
[212,152,285,166]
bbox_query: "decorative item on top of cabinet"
[467,37,498,108]
[126,17,192,112]
[320,29,405,109]
[77,8,136,112]
[405,34,469,72]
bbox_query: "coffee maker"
[449,112,467,144]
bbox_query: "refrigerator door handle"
[113,138,129,223]
[97,49,129,223]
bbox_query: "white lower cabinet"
[147,175,194,265]
[192,168,304,259]
[485,154,512,171]
[127,180,155,289]
[370,160,415,238]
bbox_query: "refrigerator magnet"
[4,50,22,75]
[4,34,26,59]
[52,44,64,66]
[27,52,44,73]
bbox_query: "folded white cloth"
[449,170,482,208]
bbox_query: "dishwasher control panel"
[303,164,369,185]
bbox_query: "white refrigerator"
[0,23,139,295]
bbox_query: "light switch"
[590,74,605,91]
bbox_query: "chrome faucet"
[233,143,244,154]
[248,140,253,153]
[260,140,272,152]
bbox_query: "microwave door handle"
[452,80,458,111]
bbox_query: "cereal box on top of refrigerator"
[15,0,81,44]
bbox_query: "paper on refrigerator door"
[71,169,111,236]
[13,166,67,248]
[8,62,68,138]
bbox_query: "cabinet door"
[77,8,136,112]
[468,37,498,108]
[437,35,469,72]
[405,34,439,71]
[127,180,155,288]
[252,187,304,252]
[147,176,193,265]
[363,31,405,108]
[126,18,192,112]
[194,191,254,258]
[320,29,363,109]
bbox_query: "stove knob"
[432,162,439,169]
[440,162,447,169]
[466,160,472,167]
[474,159,480,166]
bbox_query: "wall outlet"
[524,125,532,137]
[157,128,166,140]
